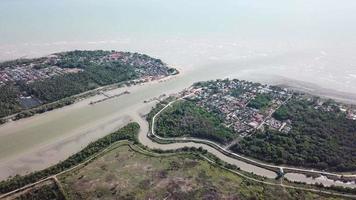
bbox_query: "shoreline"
[0,68,355,184]
[144,96,356,187]
[0,72,181,180]
[2,141,355,199]
[1,102,355,193]
[0,72,180,127]
[0,115,131,180]
[270,76,356,104]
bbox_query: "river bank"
[0,66,356,190]
[139,97,356,188]
[0,73,180,180]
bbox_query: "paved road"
[150,97,356,179]
[1,96,356,199]
[1,132,355,199]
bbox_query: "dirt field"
[58,144,343,200]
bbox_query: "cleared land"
[58,144,344,200]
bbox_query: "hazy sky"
[1,0,356,44]
[1,0,356,93]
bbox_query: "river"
[0,70,355,188]
[1,0,356,94]
[0,68,232,179]
[1,0,356,189]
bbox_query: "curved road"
[1,100,356,199]
[133,97,356,188]
[1,140,356,200]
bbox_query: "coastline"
[143,96,356,188]
[0,72,181,180]
[0,115,131,180]
[0,67,355,187]
[271,76,356,104]
[2,99,356,196]
[0,71,180,127]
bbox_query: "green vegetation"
[13,98,74,121]
[27,63,136,102]
[155,100,235,144]
[59,144,344,200]
[12,181,65,200]
[0,123,140,194]
[0,58,46,70]
[272,104,289,120]
[230,87,246,97]
[0,50,174,120]
[232,98,356,172]
[247,94,272,109]
[0,85,22,118]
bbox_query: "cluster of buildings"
[311,98,356,121]
[0,59,82,86]
[0,51,174,87]
[185,79,356,140]
[265,118,292,133]
[101,52,173,78]
[187,79,293,137]
[339,105,356,120]
[334,104,356,121]
[347,111,356,120]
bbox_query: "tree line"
[0,122,140,194]
[231,98,356,172]
[154,101,235,144]
[0,50,138,119]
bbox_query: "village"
[185,79,356,138]
[310,96,356,121]
[185,79,293,137]
[0,63,82,86]
[102,51,174,78]
[0,51,175,87]
[0,50,177,123]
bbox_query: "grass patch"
[247,94,272,109]
[0,123,140,195]
[59,144,345,200]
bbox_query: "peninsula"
[0,50,178,124]
[150,79,356,173]
[1,57,356,200]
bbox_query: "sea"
[1,0,356,94]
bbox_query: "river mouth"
[0,68,355,189]
[1,0,356,193]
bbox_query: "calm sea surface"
[0,0,356,186]
[1,0,356,92]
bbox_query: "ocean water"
[1,0,356,93]
[1,0,356,183]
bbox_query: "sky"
[1,0,356,93]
